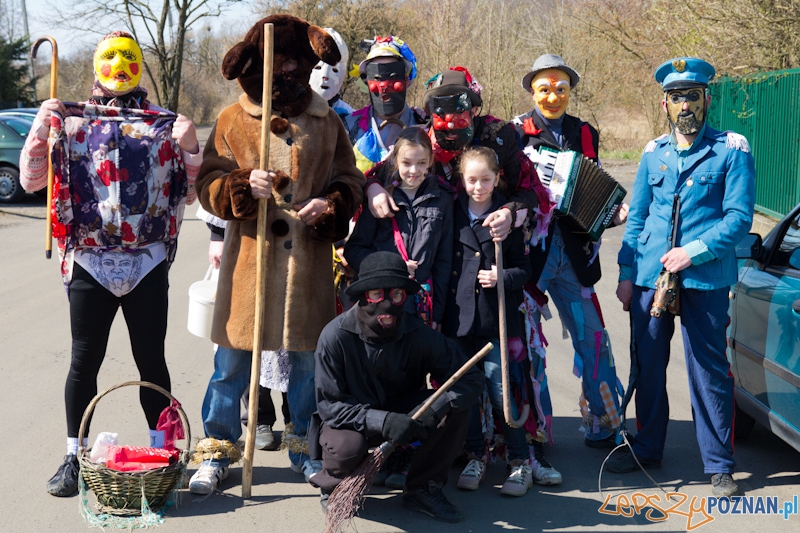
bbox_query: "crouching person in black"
[309,251,484,523]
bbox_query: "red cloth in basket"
[105,446,180,472]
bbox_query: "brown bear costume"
[197,15,365,352]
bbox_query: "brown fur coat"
[197,92,364,351]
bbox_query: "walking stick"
[495,241,530,429]
[324,342,494,533]
[31,36,58,259]
[242,22,274,499]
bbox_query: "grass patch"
[600,149,641,160]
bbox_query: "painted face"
[356,287,406,343]
[664,87,706,135]
[430,93,474,151]
[100,254,134,291]
[364,60,408,117]
[395,144,431,192]
[94,37,143,94]
[531,68,571,120]
[462,158,499,211]
[310,59,346,101]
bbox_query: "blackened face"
[356,287,406,343]
[272,56,311,104]
[430,93,474,151]
[364,60,408,118]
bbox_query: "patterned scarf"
[88,80,150,109]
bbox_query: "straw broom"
[324,341,494,533]
[241,22,274,499]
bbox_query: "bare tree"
[50,0,240,111]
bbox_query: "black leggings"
[66,261,171,437]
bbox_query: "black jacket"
[314,306,484,437]
[344,171,453,323]
[443,190,531,339]
[513,110,602,287]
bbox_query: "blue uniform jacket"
[618,125,755,290]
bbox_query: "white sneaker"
[293,459,322,482]
[456,458,486,491]
[531,441,562,485]
[189,460,229,495]
[500,462,533,496]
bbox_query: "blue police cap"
[654,57,715,90]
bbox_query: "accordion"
[534,146,627,240]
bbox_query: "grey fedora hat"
[521,54,580,91]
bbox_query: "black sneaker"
[605,449,661,473]
[46,454,80,497]
[711,473,739,497]
[585,435,617,449]
[403,482,463,523]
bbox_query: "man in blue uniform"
[613,57,755,497]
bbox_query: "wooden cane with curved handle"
[495,241,530,428]
[242,23,274,499]
[31,36,58,259]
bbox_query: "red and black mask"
[356,287,407,343]
[430,93,474,152]
[364,61,408,117]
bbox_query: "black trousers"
[241,386,290,426]
[310,389,470,492]
[66,261,171,437]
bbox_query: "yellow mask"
[93,37,143,94]
[531,68,571,120]
[664,88,706,135]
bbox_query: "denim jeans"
[201,345,251,443]
[535,226,619,441]
[460,338,529,462]
[202,347,316,458]
[287,349,316,467]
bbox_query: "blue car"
[728,207,800,452]
[0,115,34,203]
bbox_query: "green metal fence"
[707,69,800,218]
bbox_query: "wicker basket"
[77,381,192,517]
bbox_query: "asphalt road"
[1,140,798,532]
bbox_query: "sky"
[20,0,254,57]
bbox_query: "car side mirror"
[736,233,764,260]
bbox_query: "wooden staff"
[324,342,494,533]
[242,22,274,499]
[31,36,58,259]
[495,241,529,428]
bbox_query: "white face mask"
[310,59,346,101]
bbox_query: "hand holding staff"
[31,36,58,259]
[242,22,274,499]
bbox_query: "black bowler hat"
[422,68,482,114]
[345,251,421,297]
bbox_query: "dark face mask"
[364,61,408,118]
[356,289,405,343]
[272,70,309,105]
[430,93,474,151]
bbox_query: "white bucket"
[187,266,217,339]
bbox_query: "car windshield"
[0,117,33,137]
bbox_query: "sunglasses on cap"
[365,288,407,306]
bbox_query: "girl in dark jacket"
[442,146,534,497]
[345,127,453,330]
